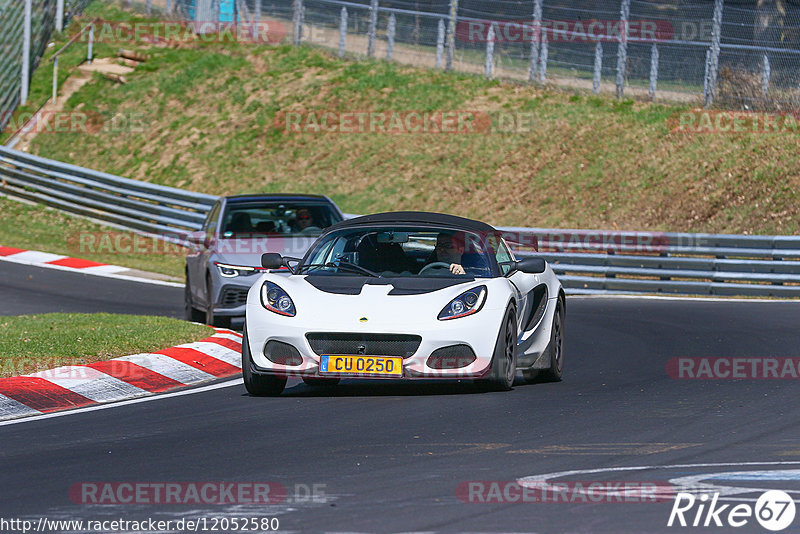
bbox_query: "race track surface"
[1,262,799,533]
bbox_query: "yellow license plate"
[320,355,403,377]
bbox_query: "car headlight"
[438,285,487,320]
[215,262,260,278]
[260,281,296,317]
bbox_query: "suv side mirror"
[261,253,283,269]
[515,257,546,274]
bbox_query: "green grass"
[0,196,186,279]
[0,313,212,377]
[4,0,799,259]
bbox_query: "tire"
[242,326,286,396]
[539,300,565,382]
[302,377,340,387]
[481,306,517,392]
[205,273,231,329]
[184,275,205,323]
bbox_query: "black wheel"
[481,306,517,392]
[302,377,340,387]
[205,273,231,329]
[242,326,286,396]
[539,300,565,382]
[184,275,205,323]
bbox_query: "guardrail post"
[615,0,630,98]
[338,7,347,57]
[253,0,261,37]
[367,0,378,58]
[703,48,711,101]
[704,0,723,107]
[292,0,303,46]
[56,0,65,32]
[648,43,659,100]
[52,57,59,104]
[21,0,32,106]
[528,0,542,82]
[762,54,770,96]
[593,42,602,93]
[435,19,445,69]
[386,13,396,60]
[484,24,495,79]
[538,33,548,83]
[88,23,94,64]
[445,0,458,71]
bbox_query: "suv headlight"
[215,262,259,278]
[260,281,296,317]
[438,286,487,320]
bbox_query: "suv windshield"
[300,226,497,277]
[220,202,341,238]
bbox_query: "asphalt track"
[1,261,800,533]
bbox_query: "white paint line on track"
[518,461,800,503]
[0,254,183,287]
[0,378,243,427]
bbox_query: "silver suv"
[185,194,345,328]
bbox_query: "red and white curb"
[0,245,182,287]
[0,328,243,421]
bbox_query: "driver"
[431,232,466,275]
[295,208,319,233]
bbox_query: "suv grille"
[306,333,422,358]
[219,287,249,308]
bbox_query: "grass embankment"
[0,196,186,278]
[0,313,212,377]
[1,1,797,282]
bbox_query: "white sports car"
[242,212,565,395]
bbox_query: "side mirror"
[515,257,546,274]
[261,253,283,269]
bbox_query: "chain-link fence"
[0,0,93,132]
[11,0,800,113]
[124,0,800,110]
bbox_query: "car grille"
[219,287,249,308]
[306,333,422,358]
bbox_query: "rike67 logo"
[668,491,797,531]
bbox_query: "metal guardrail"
[1,145,799,297]
[0,146,216,236]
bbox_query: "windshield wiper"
[298,262,382,278]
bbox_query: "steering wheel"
[418,262,452,275]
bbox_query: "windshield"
[300,226,497,278]
[220,202,341,238]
